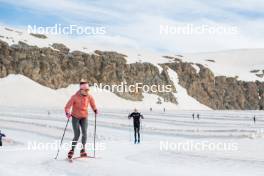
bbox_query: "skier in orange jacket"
[65,80,97,159]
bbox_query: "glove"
[66,112,72,119]
[94,109,98,115]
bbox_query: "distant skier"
[64,80,98,159]
[150,107,152,112]
[128,109,144,144]
[253,116,256,124]
[197,114,200,120]
[192,113,195,120]
[163,108,166,112]
[0,130,6,147]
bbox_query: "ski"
[67,158,73,163]
[66,156,96,162]
[72,156,95,160]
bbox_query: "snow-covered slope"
[0,74,209,110]
[182,49,264,81]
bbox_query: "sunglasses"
[81,89,89,91]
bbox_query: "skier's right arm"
[0,133,5,137]
[64,95,75,118]
[128,113,132,119]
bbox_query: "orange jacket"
[65,91,97,119]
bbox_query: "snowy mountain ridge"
[0,25,263,110]
[1,25,263,82]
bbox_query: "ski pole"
[129,118,131,142]
[93,113,97,158]
[140,118,143,142]
[55,118,69,160]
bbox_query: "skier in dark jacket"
[128,109,144,144]
[0,130,6,146]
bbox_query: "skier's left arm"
[140,114,144,119]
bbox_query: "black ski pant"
[0,140,2,146]
[134,126,140,142]
[71,116,88,150]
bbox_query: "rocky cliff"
[0,40,263,110]
[162,57,264,110]
[0,40,176,104]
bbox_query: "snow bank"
[0,74,209,110]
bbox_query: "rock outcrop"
[0,40,176,104]
[163,59,264,110]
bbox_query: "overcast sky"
[0,0,264,53]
